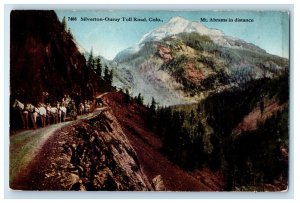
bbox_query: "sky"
[55,10,289,60]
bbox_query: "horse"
[25,103,39,129]
[78,102,84,115]
[46,104,58,124]
[37,103,47,128]
[84,100,91,114]
[12,99,29,129]
[57,102,67,122]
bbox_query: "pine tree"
[68,28,73,39]
[124,89,130,103]
[104,65,109,80]
[104,65,113,84]
[87,48,94,70]
[62,16,67,30]
[124,89,131,103]
[95,57,102,77]
[145,97,157,130]
[150,97,157,113]
[135,93,143,105]
[109,69,114,84]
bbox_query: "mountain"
[113,16,288,106]
[115,16,266,63]
[10,10,111,105]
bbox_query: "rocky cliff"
[10,10,108,104]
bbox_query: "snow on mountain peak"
[138,16,224,45]
[115,16,226,62]
[168,16,190,24]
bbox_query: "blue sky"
[55,10,289,60]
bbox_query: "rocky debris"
[43,109,153,191]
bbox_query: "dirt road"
[9,107,107,188]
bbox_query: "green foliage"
[179,32,219,54]
[94,57,102,77]
[134,93,144,105]
[148,103,208,170]
[104,65,113,84]
[86,49,114,85]
[147,74,289,189]
[124,89,131,103]
[62,16,67,30]
[67,28,73,39]
[87,48,94,70]
[145,97,158,130]
[231,108,288,189]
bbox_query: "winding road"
[9,100,109,187]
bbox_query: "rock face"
[43,109,153,191]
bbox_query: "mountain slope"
[150,73,288,191]
[113,17,288,106]
[10,10,109,105]
[101,91,224,191]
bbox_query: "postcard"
[10,9,289,191]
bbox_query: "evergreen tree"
[124,89,131,103]
[104,65,109,81]
[62,16,67,30]
[145,97,157,130]
[150,97,157,113]
[87,48,94,70]
[135,93,143,105]
[109,69,114,84]
[104,65,113,84]
[67,28,73,39]
[95,57,102,77]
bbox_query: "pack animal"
[26,103,39,129]
[46,104,58,124]
[57,102,67,122]
[38,103,47,128]
[12,99,29,129]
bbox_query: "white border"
[1,1,297,202]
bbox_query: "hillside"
[101,91,224,191]
[10,10,111,105]
[10,10,115,130]
[150,74,289,191]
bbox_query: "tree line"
[87,49,113,85]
